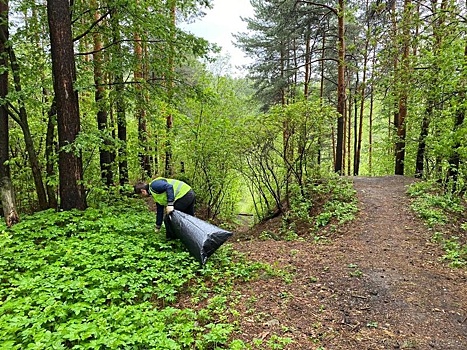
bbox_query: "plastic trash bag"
[165,211,233,265]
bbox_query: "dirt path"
[232,176,467,349]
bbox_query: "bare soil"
[230,176,467,349]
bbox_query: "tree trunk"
[415,113,429,178]
[134,29,151,178]
[0,24,48,210]
[354,9,370,176]
[0,0,19,227]
[47,0,87,210]
[165,0,176,177]
[110,8,128,186]
[394,0,411,175]
[415,0,446,179]
[304,33,311,99]
[346,78,352,176]
[93,4,112,186]
[335,0,346,175]
[45,99,58,209]
[368,84,374,174]
[319,29,326,165]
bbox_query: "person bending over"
[134,177,195,233]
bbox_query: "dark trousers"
[174,189,195,216]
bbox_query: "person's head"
[134,182,150,197]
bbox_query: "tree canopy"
[0,0,466,225]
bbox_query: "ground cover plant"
[245,176,358,242]
[407,180,467,267]
[0,199,264,349]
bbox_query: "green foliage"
[0,201,263,349]
[408,181,467,267]
[267,335,293,349]
[348,264,363,278]
[408,181,463,227]
[177,73,257,221]
[236,99,337,220]
[441,236,467,268]
[261,175,357,241]
[295,175,358,231]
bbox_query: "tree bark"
[0,0,19,227]
[47,0,87,210]
[92,4,112,186]
[134,25,150,178]
[415,0,446,179]
[394,0,411,175]
[165,0,176,177]
[0,21,48,210]
[354,6,370,176]
[110,8,128,186]
[335,0,346,175]
[45,99,58,209]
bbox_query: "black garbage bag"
[165,211,233,265]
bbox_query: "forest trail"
[232,176,467,349]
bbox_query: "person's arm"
[155,203,164,228]
[150,179,175,204]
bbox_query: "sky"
[182,0,255,74]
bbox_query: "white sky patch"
[181,0,254,75]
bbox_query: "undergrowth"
[0,199,267,349]
[256,176,358,241]
[286,176,358,239]
[407,181,467,268]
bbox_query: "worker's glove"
[154,224,161,233]
[166,205,174,215]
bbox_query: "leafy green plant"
[441,237,467,268]
[267,334,293,349]
[408,181,463,227]
[267,175,358,241]
[348,263,363,277]
[0,201,266,349]
[309,177,358,230]
[408,181,467,267]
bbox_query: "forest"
[0,0,466,349]
[0,0,466,223]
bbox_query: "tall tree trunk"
[304,33,311,99]
[31,3,57,209]
[354,8,370,176]
[320,28,326,165]
[135,36,150,178]
[165,0,176,177]
[0,26,48,210]
[415,0,446,178]
[394,0,411,175]
[335,0,346,175]
[346,78,352,176]
[45,99,58,209]
[92,4,112,186]
[134,30,150,178]
[415,112,429,178]
[110,8,128,186]
[0,0,19,227]
[368,84,374,174]
[47,0,87,210]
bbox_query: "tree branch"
[295,0,338,16]
[73,8,112,42]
